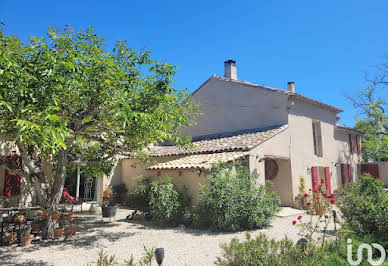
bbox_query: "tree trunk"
[41,149,69,240]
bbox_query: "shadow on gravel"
[0,251,49,265]
[124,218,264,237]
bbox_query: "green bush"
[193,162,280,231]
[112,184,128,204]
[149,176,189,225]
[216,230,388,266]
[216,233,323,266]
[338,174,388,240]
[127,176,153,212]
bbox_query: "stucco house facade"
[115,60,364,207]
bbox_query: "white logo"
[347,238,386,265]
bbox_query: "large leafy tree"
[0,25,199,237]
[349,58,388,162]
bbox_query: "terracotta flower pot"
[53,228,63,238]
[41,210,49,218]
[68,214,75,222]
[315,206,323,215]
[31,223,41,232]
[5,233,17,243]
[51,213,61,221]
[63,213,75,222]
[14,216,26,223]
[21,234,34,247]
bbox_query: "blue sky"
[2,0,387,126]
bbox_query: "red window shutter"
[341,164,346,185]
[3,169,21,197]
[324,167,332,194]
[356,135,361,154]
[349,134,354,153]
[311,166,318,190]
[347,164,352,183]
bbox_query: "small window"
[312,121,323,157]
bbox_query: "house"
[115,60,364,207]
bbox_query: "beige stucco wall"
[287,101,362,206]
[248,129,293,206]
[375,162,388,186]
[183,77,289,138]
[120,157,209,204]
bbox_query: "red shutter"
[349,134,354,153]
[356,135,361,154]
[324,167,332,194]
[341,164,346,185]
[347,164,352,183]
[3,169,21,197]
[311,166,318,190]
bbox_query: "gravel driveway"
[0,208,339,266]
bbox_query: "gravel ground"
[0,208,339,266]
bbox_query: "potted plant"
[53,227,64,238]
[101,203,118,219]
[50,210,61,221]
[63,212,75,222]
[103,187,113,203]
[14,214,26,223]
[20,227,34,247]
[31,218,42,232]
[7,214,14,223]
[40,209,49,218]
[5,231,17,244]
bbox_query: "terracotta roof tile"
[149,124,288,157]
[147,151,248,170]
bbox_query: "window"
[340,163,353,185]
[311,166,332,194]
[312,121,323,157]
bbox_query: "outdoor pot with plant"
[0,25,199,239]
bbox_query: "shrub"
[338,174,388,240]
[149,176,186,224]
[112,184,128,204]
[216,233,323,266]
[127,176,153,212]
[193,162,280,231]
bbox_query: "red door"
[361,164,380,179]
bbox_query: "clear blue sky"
[2,0,387,126]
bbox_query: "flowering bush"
[292,181,336,247]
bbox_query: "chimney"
[224,60,237,80]
[287,81,295,93]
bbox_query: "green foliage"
[338,174,388,240]
[353,86,388,162]
[112,184,128,204]
[193,162,280,231]
[216,233,323,266]
[90,247,156,266]
[0,24,199,209]
[91,250,117,266]
[216,230,388,266]
[149,176,182,224]
[127,176,153,212]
